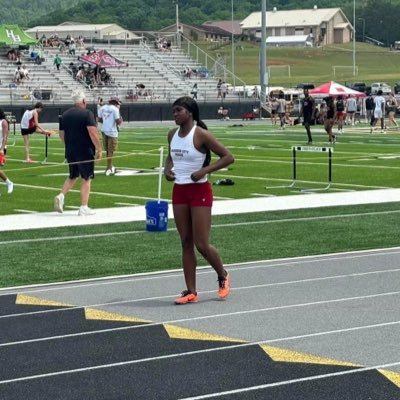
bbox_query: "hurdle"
[265,145,334,192]
[41,134,49,164]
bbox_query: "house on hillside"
[25,23,140,42]
[240,6,352,46]
[159,21,242,42]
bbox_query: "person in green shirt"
[53,54,62,71]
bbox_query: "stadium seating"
[0,42,234,105]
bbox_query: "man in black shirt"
[300,88,315,144]
[54,90,102,216]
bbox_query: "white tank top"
[170,125,207,184]
[0,119,4,145]
[21,109,34,129]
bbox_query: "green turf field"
[2,122,400,288]
[196,42,400,87]
[2,122,400,215]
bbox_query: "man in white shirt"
[97,96,122,175]
[371,90,386,133]
[345,95,357,126]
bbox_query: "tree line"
[1,0,400,46]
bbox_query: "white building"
[25,22,140,42]
[240,6,352,46]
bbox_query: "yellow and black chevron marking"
[0,293,398,399]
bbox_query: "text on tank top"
[170,125,207,184]
[0,119,4,144]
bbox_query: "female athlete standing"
[164,97,234,305]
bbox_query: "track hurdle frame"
[265,145,334,192]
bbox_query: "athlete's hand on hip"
[164,170,175,181]
[190,171,203,182]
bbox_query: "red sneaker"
[218,272,230,299]
[174,290,198,305]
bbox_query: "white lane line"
[179,361,400,399]
[1,246,400,295]
[1,267,400,320]
[1,290,400,348]
[1,322,400,386]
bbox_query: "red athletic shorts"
[172,182,213,207]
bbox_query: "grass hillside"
[198,41,400,87]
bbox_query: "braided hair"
[172,96,208,130]
[172,96,211,166]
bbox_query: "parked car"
[370,82,392,95]
[347,82,370,93]
[394,81,400,94]
[295,82,315,90]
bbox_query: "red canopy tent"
[309,81,366,98]
[78,49,128,68]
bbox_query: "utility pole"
[231,0,235,87]
[260,0,267,106]
[352,0,356,76]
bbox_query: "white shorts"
[374,109,383,119]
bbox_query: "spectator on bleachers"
[184,66,192,79]
[20,65,31,81]
[217,79,222,99]
[191,83,198,99]
[69,40,76,55]
[77,35,85,48]
[6,48,17,62]
[34,49,44,65]
[14,67,23,84]
[15,52,22,66]
[69,62,78,79]
[76,68,85,82]
[53,54,62,71]
[99,69,113,86]
[220,81,228,98]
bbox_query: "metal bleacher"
[0,41,231,105]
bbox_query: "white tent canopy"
[266,34,312,47]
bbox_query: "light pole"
[352,0,356,76]
[358,18,365,42]
[231,0,235,87]
[175,1,179,34]
[173,1,180,47]
[260,0,267,106]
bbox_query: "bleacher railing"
[178,34,246,88]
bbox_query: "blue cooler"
[145,201,169,232]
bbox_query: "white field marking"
[251,193,277,197]
[1,290,400,350]
[180,362,400,399]
[13,209,38,214]
[115,202,140,206]
[2,208,400,247]
[234,156,400,171]
[10,183,168,201]
[2,267,400,321]
[213,196,233,200]
[2,246,400,295]
[217,174,391,189]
